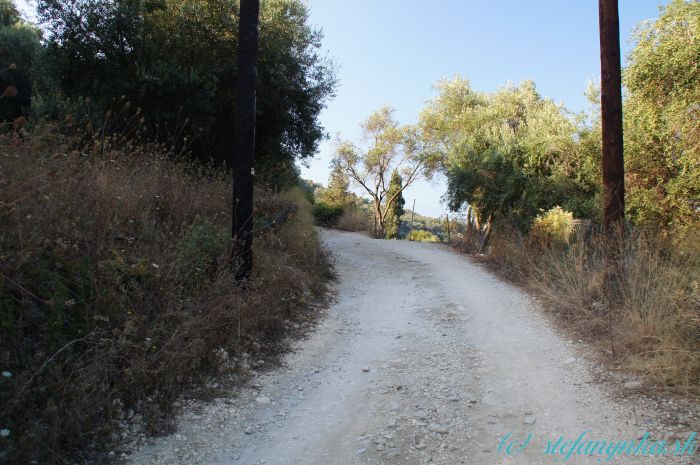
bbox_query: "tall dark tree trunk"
[599,0,625,239]
[232,0,260,281]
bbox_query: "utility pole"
[409,199,416,232]
[599,0,625,239]
[232,0,260,281]
[446,214,451,243]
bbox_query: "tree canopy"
[623,0,700,231]
[36,0,337,185]
[420,78,596,233]
[333,106,435,238]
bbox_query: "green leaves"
[422,77,586,229]
[35,0,337,185]
[624,0,700,232]
[333,106,428,238]
[384,170,404,239]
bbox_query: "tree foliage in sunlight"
[384,170,405,239]
[623,0,700,232]
[420,77,597,244]
[315,163,353,209]
[333,106,437,238]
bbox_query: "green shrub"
[175,217,226,288]
[407,229,441,243]
[313,202,344,226]
[529,206,575,249]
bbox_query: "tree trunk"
[465,205,473,236]
[478,213,493,253]
[374,204,385,239]
[232,0,260,281]
[599,0,625,240]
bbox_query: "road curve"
[128,229,681,465]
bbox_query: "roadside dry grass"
[335,205,372,234]
[0,127,330,464]
[472,222,700,391]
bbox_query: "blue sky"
[301,0,663,217]
[15,0,664,217]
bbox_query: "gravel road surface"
[127,229,696,465]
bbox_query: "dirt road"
[128,229,690,465]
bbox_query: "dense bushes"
[30,0,336,185]
[312,203,344,226]
[0,0,40,124]
[420,2,699,249]
[0,128,330,464]
[407,229,441,243]
[529,206,575,249]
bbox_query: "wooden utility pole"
[232,0,260,281]
[445,214,451,243]
[599,0,625,239]
[409,199,416,232]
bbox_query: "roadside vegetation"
[311,0,699,390]
[0,128,331,464]
[432,0,699,390]
[0,0,335,463]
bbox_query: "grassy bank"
[477,222,700,390]
[0,129,330,464]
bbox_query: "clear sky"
[15,0,664,217]
[301,0,664,217]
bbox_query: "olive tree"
[333,106,432,238]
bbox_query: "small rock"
[361,366,370,373]
[429,423,449,434]
[244,426,254,434]
[384,448,401,458]
[624,381,643,389]
[255,396,271,404]
[523,415,536,425]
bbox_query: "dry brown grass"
[335,205,372,233]
[483,221,700,391]
[0,127,330,464]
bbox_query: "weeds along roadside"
[0,126,332,464]
[473,218,700,392]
